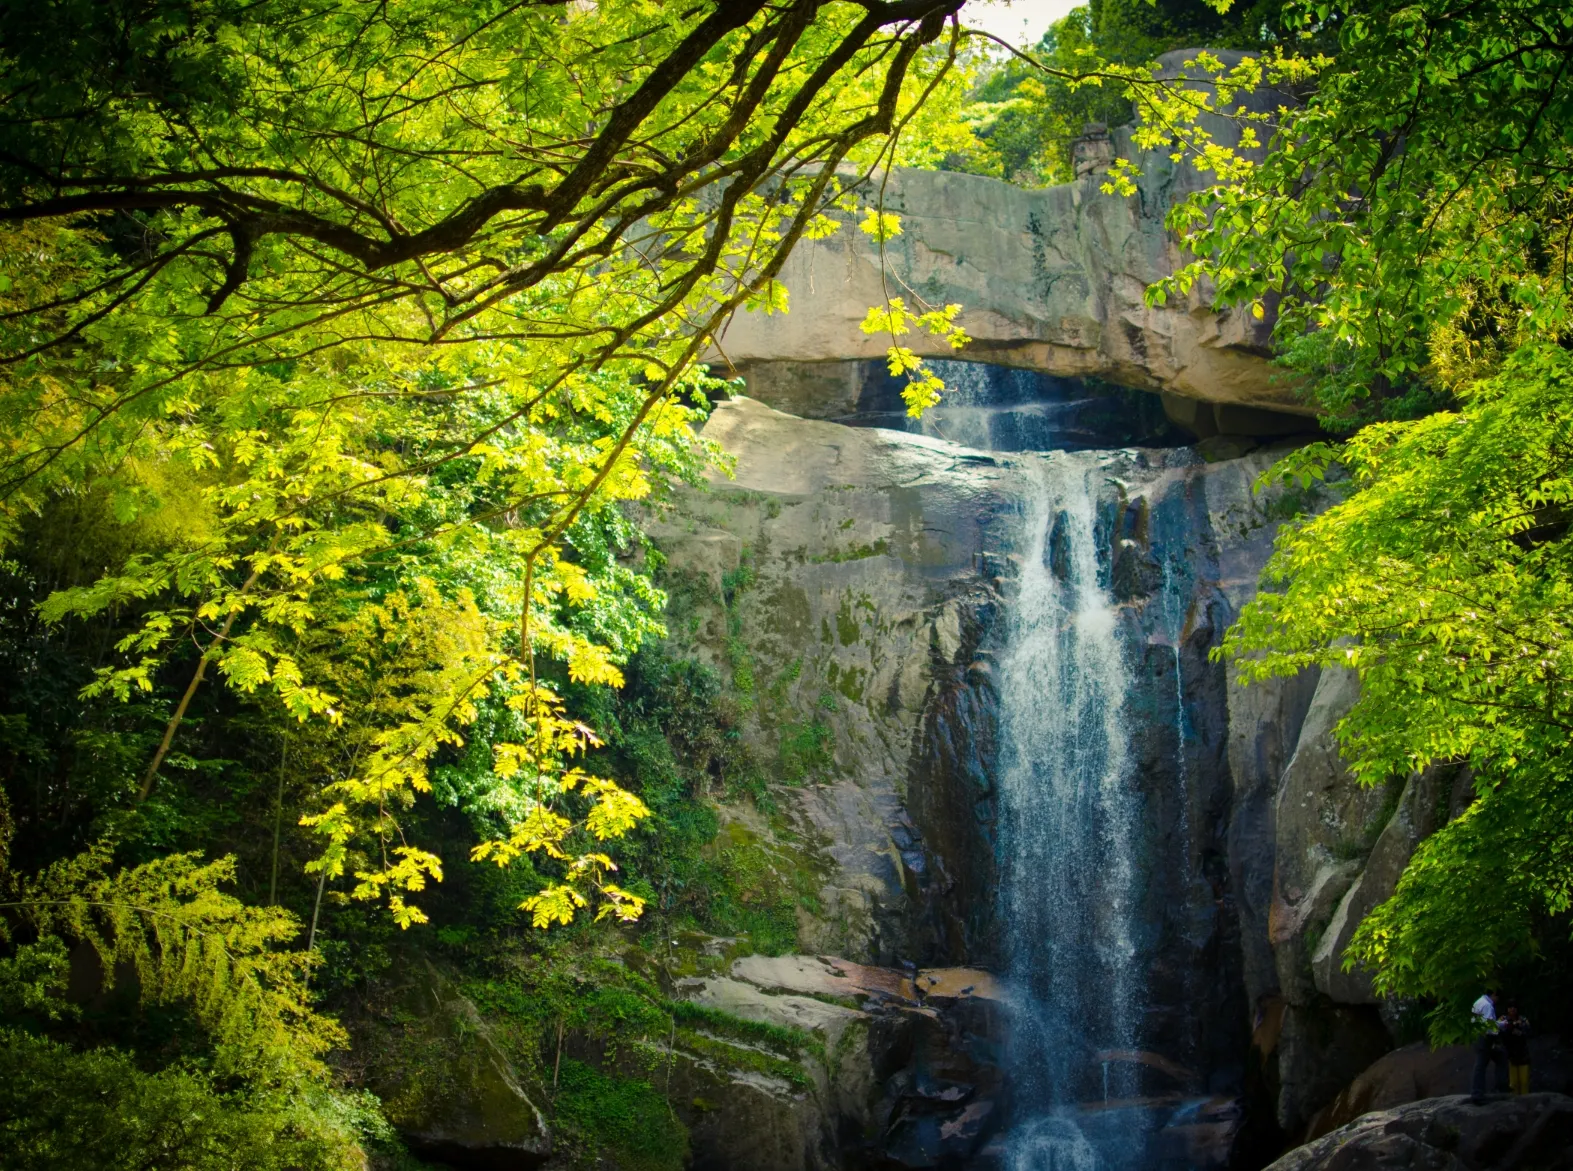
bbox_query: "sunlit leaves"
[1219,343,1573,1028]
[520,884,588,930]
[3,846,343,1085]
[1128,0,1570,425]
[470,690,652,926]
[858,208,904,243]
[860,297,971,416]
[0,1,977,937]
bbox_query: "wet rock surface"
[1265,1095,1573,1171]
[636,372,1488,1167]
[647,389,1337,1166]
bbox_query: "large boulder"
[714,51,1304,416]
[1266,1095,1573,1171]
[354,961,551,1170]
[1305,1037,1573,1142]
[670,953,1010,1170]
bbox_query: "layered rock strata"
[712,51,1306,416]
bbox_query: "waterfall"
[997,453,1144,1171]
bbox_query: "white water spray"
[997,453,1144,1170]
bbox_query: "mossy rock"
[359,960,552,1170]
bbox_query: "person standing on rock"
[1501,1003,1531,1094]
[1470,988,1509,1100]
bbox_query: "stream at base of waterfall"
[996,452,1152,1171]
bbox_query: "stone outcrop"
[1261,663,1478,1134]
[668,952,1010,1169]
[354,961,552,1170]
[324,378,1467,1170]
[713,51,1308,416]
[648,394,1023,964]
[1302,1036,1573,1143]
[648,388,1350,1160]
[1264,1095,1573,1171]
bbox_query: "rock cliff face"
[646,395,1021,965]
[1259,670,1477,1135]
[642,368,1466,1166]
[350,371,1466,1169]
[713,51,1307,420]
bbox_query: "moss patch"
[553,1058,688,1171]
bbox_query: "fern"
[1,845,345,1085]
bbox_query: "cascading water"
[996,453,1144,1171]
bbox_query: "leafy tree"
[1118,0,1573,1036]
[1221,345,1573,1038]
[1145,0,1571,428]
[0,5,993,1160]
[1087,0,1289,63]
[950,0,1292,187]
[0,0,979,928]
[952,11,1135,185]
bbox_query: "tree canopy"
[1137,0,1573,1037]
[0,0,980,929]
[0,4,983,1160]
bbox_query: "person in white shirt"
[1470,989,1508,1099]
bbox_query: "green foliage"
[670,999,822,1059]
[458,961,820,1171]
[951,1,1288,188]
[722,559,759,706]
[1216,344,1573,1038]
[1219,348,1573,1038]
[0,0,1009,1158]
[1145,0,1573,427]
[571,646,816,950]
[1146,0,1573,1034]
[0,936,73,1022]
[0,0,983,932]
[1087,0,1289,63]
[674,1025,815,1089]
[552,1059,688,1171]
[1223,346,1573,793]
[779,714,837,785]
[0,1028,371,1171]
[953,11,1141,185]
[2,846,343,1084]
[1352,760,1572,1045]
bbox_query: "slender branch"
[137,565,263,802]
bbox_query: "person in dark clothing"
[1470,988,1509,1099]
[1501,1003,1531,1094]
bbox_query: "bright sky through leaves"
[964,0,1080,45]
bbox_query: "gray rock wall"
[645,387,1454,1163]
[712,52,1307,416]
[648,396,1023,963]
